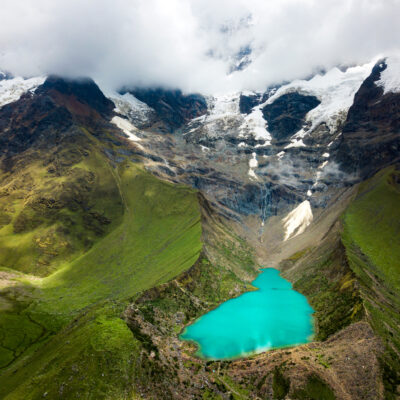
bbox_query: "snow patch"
[209,93,240,116]
[318,161,329,169]
[240,106,272,142]
[248,152,258,180]
[249,152,258,168]
[277,151,285,160]
[261,61,375,137]
[111,116,142,141]
[0,76,46,108]
[282,200,313,241]
[185,90,270,150]
[377,54,400,94]
[103,89,154,127]
[322,153,330,158]
[186,93,242,140]
[248,168,258,180]
[286,139,306,148]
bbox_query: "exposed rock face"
[262,92,321,141]
[0,90,74,156]
[229,44,252,73]
[184,172,303,220]
[37,75,115,117]
[239,92,262,114]
[0,71,11,81]
[123,88,207,132]
[108,66,374,225]
[239,88,278,115]
[0,76,115,158]
[335,61,400,178]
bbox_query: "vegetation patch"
[272,366,290,399]
[0,142,203,398]
[286,239,363,341]
[292,374,335,400]
[342,166,400,400]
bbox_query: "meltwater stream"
[180,268,314,360]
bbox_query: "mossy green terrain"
[1,304,141,400]
[0,129,203,398]
[272,366,290,399]
[282,165,400,399]
[342,165,400,399]
[38,160,202,315]
[292,374,335,400]
[273,167,400,399]
[344,166,400,290]
[0,141,124,277]
[282,235,363,342]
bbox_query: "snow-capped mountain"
[101,55,399,242]
[1,54,400,400]
[0,55,399,239]
[101,59,377,218]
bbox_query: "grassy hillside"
[274,167,400,399]
[37,160,202,315]
[342,165,400,399]
[0,136,203,398]
[343,166,400,290]
[0,85,259,399]
[0,130,129,276]
[284,165,400,399]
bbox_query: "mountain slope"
[342,166,400,399]
[336,58,400,178]
[0,77,206,398]
[0,75,262,400]
[0,159,203,399]
[0,55,399,399]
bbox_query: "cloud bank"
[1,0,399,93]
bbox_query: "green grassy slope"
[343,166,400,290]
[38,161,202,315]
[277,167,400,399]
[1,303,141,400]
[0,144,202,398]
[0,139,124,277]
[342,165,400,399]
[286,238,363,341]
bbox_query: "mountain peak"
[38,75,114,117]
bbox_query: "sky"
[0,0,399,93]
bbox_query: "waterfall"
[259,183,271,241]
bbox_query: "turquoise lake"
[180,268,314,360]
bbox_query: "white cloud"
[0,0,399,93]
